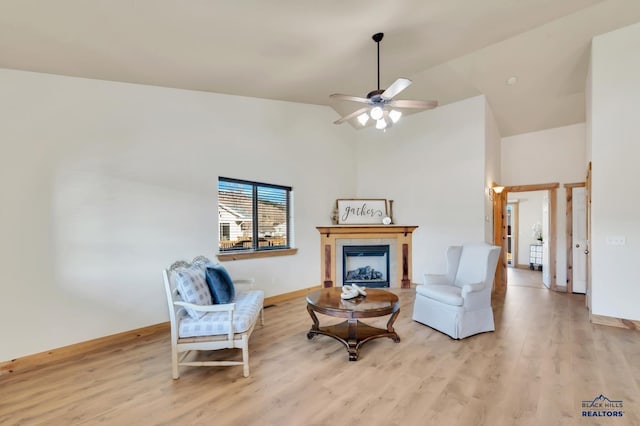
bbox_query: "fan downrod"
[369,32,385,99]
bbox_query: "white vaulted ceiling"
[1,0,639,136]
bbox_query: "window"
[218,177,291,253]
[220,223,230,241]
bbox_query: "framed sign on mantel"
[336,199,388,225]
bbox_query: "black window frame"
[218,176,292,253]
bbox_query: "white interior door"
[542,191,550,288]
[572,187,587,293]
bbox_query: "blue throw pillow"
[205,265,235,304]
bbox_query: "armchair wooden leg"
[241,335,250,377]
[171,346,180,379]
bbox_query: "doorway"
[493,182,559,291]
[505,191,548,288]
[507,190,551,288]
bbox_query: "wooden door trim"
[549,188,558,291]
[586,162,592,312]
[507,202,519,266]
[504,182,560,192]
[564,182,586,189]
[493,182,560,291]
[493,190,506,291]
[564,182,586,293]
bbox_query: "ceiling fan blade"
[381,78,412,100]
[387,99,438,109]
[330,94,370,104]
[333,107,370,125]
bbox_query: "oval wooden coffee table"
[306,287,400,361]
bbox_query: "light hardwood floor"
[1,286,639,425]
[507,267,546,289]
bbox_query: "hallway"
[507,267,546,289]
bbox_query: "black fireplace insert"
[342,245,390,288]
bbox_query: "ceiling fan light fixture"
[389,109,402,123]
[357,113,369,126]
[375,118,387,130]
[370,106,384,120]
[330,32,437,129]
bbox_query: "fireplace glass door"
[343,245,390,288]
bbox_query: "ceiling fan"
[331,32,438,130]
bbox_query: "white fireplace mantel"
[316,225,418,288]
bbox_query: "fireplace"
[343,245,390,288]
[316,225,417,289]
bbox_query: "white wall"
[0,69,356,360]
[354,95,488,276]
[590,22,640,321]
[585,61,593,164]
[0,74,509,361]
[502,123,587,287]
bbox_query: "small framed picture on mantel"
[336,199,388,225]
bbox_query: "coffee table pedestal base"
[306,314,400,361]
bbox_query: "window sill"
[217,248,298,262]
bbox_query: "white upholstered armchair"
[412,244,501,339]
